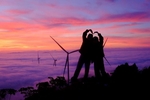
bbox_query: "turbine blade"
[50,36,68,53]
[104,56,111,66]
[69,49,79,54]
[50,53,55,60]
[103,38,108,47]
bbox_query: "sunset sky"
[0,0,150,51]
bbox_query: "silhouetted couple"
[71,29,107,82]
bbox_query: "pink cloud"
[96,12,150,24]
[6,9,32,15]
[129,28,150,34]
[0,15,15,21]
[0,20,47,32]
[106,36,150,48]
[106,23,139,29]
[34,11,150,28]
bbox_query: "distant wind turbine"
[50,36,79,84]
[37,51,40,64]
[50,53,57,66]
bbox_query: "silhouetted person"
[93,31,106,80]
[71,29,93,82]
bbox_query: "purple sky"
[0,0,150,51]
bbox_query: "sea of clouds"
[0,48,150,90]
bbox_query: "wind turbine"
[37,51,40,64]
[50,36,79,84]
[50,52,57,66]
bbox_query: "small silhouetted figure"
[71,29,93,82]
[93,31,106,80]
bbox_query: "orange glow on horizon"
[1,35,149,52]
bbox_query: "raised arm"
[88,29,93,34]
[98,33,103,46]
[94,31,105,57]
[94,31,103,46]
[82,29,89,40]
[82,29,93,41]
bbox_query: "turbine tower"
[50,36,79,84]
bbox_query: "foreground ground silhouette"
[1,63,150,100]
